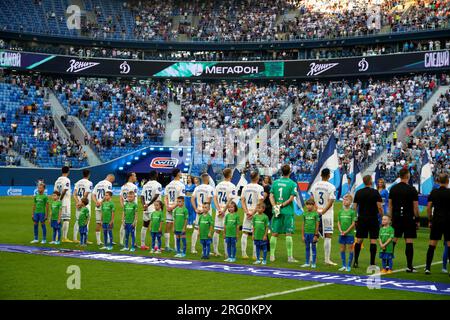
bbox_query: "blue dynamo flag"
[308,135,341,192]
[420,151,433,195]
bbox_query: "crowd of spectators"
[2,0,449,43]
[56,79,171,161]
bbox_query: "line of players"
[31,164,450,273]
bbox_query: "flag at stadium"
[339,172,349,200]
[231,168,248,206]
[308,135,341,191]
[207,165,216,188]
[293,182,305,216]
[419,151,433,195]
[350,157,364,195]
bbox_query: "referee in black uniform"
[353,175,383,268]
[388,168,420,272]
[425,173,450,275]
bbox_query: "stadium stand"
[56,79,169,162]
[0,0,448,41]
[0,75,88,168]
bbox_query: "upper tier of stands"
[0,0,448,42]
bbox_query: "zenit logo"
[150,157,179,169]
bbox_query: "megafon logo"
[67,59,100,73]
[307,62,339,76]
[150,157,179,169]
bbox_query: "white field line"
[244,261,444,300]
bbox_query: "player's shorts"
[33,212,45,223]
[339,235,355,245]
[356,218,380,239]
[51,220,61,229]
[429,221,450,241]
[214,214,225,231]
[95,209,102,224]
[392,215,417,239]
[61,205,71,220]
[175,231,186,236]
[166,210,174,223]
[321,213,334,234]
[271,214,294,234]
[242,214,253,233]
[102,222,113,230]
[379,252,394,260]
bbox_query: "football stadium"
[0,0,449,306]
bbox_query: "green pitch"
[0,196,449,300]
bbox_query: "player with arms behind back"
[213,168,237,257]
[54,166,71,243]
[164,169,186,252]
[140,171,162,250]
[92,174,115,246]
[31,183,48,244]
[309,168,337,265]
[73,169,93,244]
[241,171,264,260]
[269,164,298,263]
[190,173,214,254]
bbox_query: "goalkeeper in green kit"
[269,164,298,262]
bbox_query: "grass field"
[0,196,449,300]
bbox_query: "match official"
[388,168,420,273]
[352,175,383,268]
[425,173,450,275]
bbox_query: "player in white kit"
[119,172,138,246]
[73,169,93,243]
[241,171,264,259]
[309,168,337,265]
[190,173,214,253]
[164,169,186,252]
[92,174,115,245]
[54,166,72,243]
[140,170,162,250]
[213,168,237,257]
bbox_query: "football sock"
[232,240,237,258]
[443,243,448,269]
[388,258,393,270]
[62,221,69,239]
[124,229,129,248]
[173,234,178,251]
[426,245,436,270]
[103,229,108,245]
[33,223,38,240]
[382,259,387,269]
[253,243,256,258]
[241,233,248,256]
[73,221,79,241]
[270,236,277,258]
[370,243,377,265]
[348,252,354,268]
[213,232,219,253]
[140,227,147,246]
[340,251,346,266]
[354,242,361,264]
[226,238,232,258]
[52,228,57,242]
[164,232,170,248]
[96,231,101,244]
[406,243,414,269]
[119,224,125,245]
[191,229,198,251]
[286,236,293,258]
[324,238,331,261]
[182,238,187,254]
